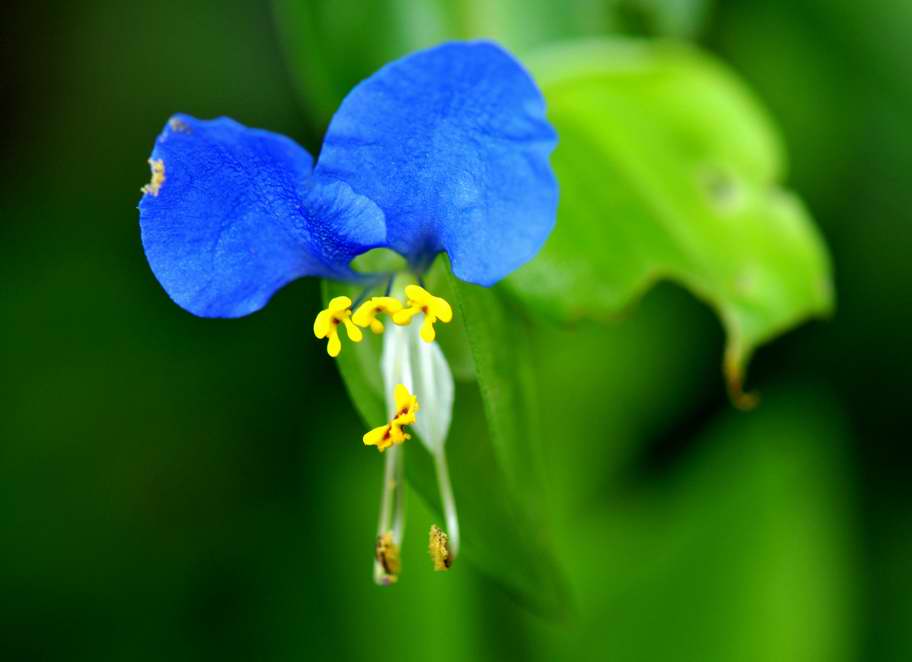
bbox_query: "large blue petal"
[139,114,385,318]
[315,41,558,286]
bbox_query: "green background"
[2,1,909,660]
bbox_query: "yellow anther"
[352,296,403,334]
[392,383,419,424]
[391,284,453,342]
[362,384,420,452]
[428,524,452,571]
[313,296,362,357]
[362,422,409,452]
[376,532,401,583]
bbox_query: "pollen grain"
[142,159,165,196]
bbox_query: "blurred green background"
[2,1,909,660]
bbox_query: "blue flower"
[138,41,556,577]
[139,40,558,318]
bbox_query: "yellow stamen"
[352,296,403,334]
[392,383,419,424]
[391,285,453,342]
[363,422,410,452]
[313,296,362,357]
[428,524,452,571]
[376,532,401,583]
[362,384,419,452]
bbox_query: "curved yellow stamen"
[391,285,452,342]
[392,383,419,424]
[313,296,362,357]
[362,384,420,452]
[352,296,403,335]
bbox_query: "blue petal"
[139,114,385,318]
[315,40,558,286]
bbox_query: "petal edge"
[139,114,385,318]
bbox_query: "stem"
[433,449,460,558]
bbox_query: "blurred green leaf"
[616,0,714,38]
[323,261,570,617]
[527,388,857,662]
[273,1,716,129]
[507,39,833,403]
[527,284,722,512]
[272,0,621,126]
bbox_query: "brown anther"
[376,532,401,583]
[428,524,452,572]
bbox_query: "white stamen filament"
[375,276,460,572]
[433,448,460,557]
[373,442,405,585]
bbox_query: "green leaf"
[534,388,856,662]
[323,261,571,617]
[507,38,834,404]
[616,0,714,39]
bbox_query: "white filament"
[380,312,459,557]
